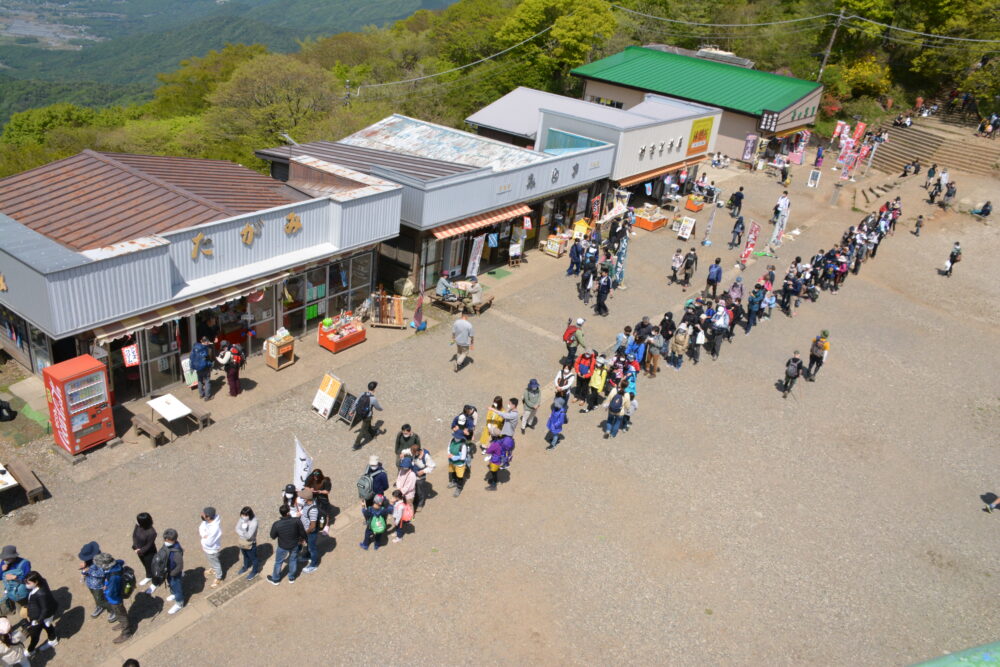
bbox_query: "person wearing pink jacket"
[395,459,417,503]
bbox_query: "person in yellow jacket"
[806,330,830,381]
[478,396,504,449]
[584,357,609,412]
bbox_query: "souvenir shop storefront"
[89,248,376,404]
[614,157,706,209]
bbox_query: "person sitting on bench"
[461,276,483,312]
[435,271,455,298]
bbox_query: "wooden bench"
[469,295,495,314]
[132,414,168,446]
[429,294,463,314]
[187,404,212,431]
[5,458,44,504]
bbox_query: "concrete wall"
[776,87,823,132]
[582,80,646,109]
[716,111,759,160]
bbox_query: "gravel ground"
[0,166,997,667]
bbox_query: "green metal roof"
[572,46,822,117]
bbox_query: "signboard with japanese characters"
[758,110,780,133]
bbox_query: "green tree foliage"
[1,104,98,147]
[151,44,269,117]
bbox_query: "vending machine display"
[43,354,115,455]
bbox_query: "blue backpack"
[190,343,210,371]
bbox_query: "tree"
[1,103,97,146]
[206,54,339,146]
[151,43,268,118]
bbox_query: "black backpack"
[121,565,137,599]
[355,392,372,419]
[786,359,800,378]
[151,546,171,581]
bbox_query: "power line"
[611,4,831,27]
[635,22,832,41]
[842,15,1000,44]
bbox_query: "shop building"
[466,87,721,209]
[0,150,401,402]
[258,114,614,288]
[571,46,822,162]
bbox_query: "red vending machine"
[42,354,115,455]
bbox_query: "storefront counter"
[318,319,366,354]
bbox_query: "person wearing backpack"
[668,323,690,370]
[408,445,436,511]
[190,336,214,401]
[603,381,629,439]
[0,546,30,617]
[353,381,383,447]
[359,455,389,507]
[729,216,745,249]
[544,394,568,450]
[566,238,583,276]
[297,489,321,574]
[267,506,305,585]
[216,344,243,397]
[94,553,134,643]
[78,541,106,619]
[705,258,723,298]
[563,318,586,365]
[782,351,804,399]
[681,247,698,292]
[945,241,961,277]
[807,330,830,381]
[359,496,391,551]
[158,528,185,614]
[390,490,413,544]
[0,618,28,667]
[23,572,57,655]
[446,438,469,498]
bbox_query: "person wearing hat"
[297,488,321,574]
[281,483,300,518]
[0,546,30,616]
[267,506,306,585]
[563,317,586,365]
[585,356,610,412]
[364,455,389,508]
[807,331,830,381]
[160,528,185,614]
[78,541,106,619]
[94,552,135,642]
[198,507,224,588]
[435,271,454,297]
[408,444,436,511]
[461,275,483,313]
[451,406,476,442]
[521,379,541,433]
[0,616,28,666]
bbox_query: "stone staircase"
[869,117,1000,177]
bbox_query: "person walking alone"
[782,351,804,398]
[730,186,745,218]
[807,331,830,381]
[730,217,745,249]
[452,313,474,372]
[945,242,962,277]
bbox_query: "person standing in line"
[353,381,384,446]
[668,322,690,370]
[706,258,723,299]
[94,553,135,641]
[235,507,259,581]
[23,572,57,655]
[544,394,568,450]
[0,545,30,616]
[521,379,541,433]
[782,351,804,399]
[594,269,612,317]
[395,458,418,506]
[730,216,745,249]
[446,438,469,498]
[563,318,586,364]
[394,424,421,459]
[555,362,575,399]
[78,541,106,619]
[390,490,413,544]
[157,529,185,614]
[579,255,596,305]
[0,618,28,667]
[305,469,333,533]
[452,313,474,372]
[359,497,391,551]
[603,381,629,439]
[945,241,962,277]
[198,508,224,589]
[267,506,305,585]
[670,248,684,284]
[362,455,390,507]
[297,489,321,574]
[190,336,214,401]
[566,238,583,276]
[408,445,436,511]
[745,283,764,335]
[730,186,745,218]
[131,513,157,594]
[807,330,830,381]
[585,356,609,412]
[645,327,664,378]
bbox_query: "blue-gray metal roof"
[0,213,89,273]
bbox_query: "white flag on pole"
[293,436,313,490]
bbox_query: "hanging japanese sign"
[758,110,780,133]
[740,221,761,264]
[832,121,848,140]
[590,195,602,220]
[466,234,486,277]
[851,122,867,142]
[742,134,759,162]
[122,344,141,367]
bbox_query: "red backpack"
[562,325,578,343]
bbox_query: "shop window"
[0,306,30,369]
[328,292,349,318]
[283,309,305,339]
[328,261,349,293]
[283,276,306,307]
[146,354,179,393]
[349,288,368,312]
[352,253,373,291]
[305,268,327,303]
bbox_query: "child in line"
[621,395,638,432]
[545,394,568,450]
[390,490,413,544]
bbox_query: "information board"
[337,392,358,425]
[311,373,343,419]
[677,216,696,240]
[807,169,821,188]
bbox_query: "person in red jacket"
[573,351,596,406]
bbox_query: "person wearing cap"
[451,406,476,442]
[564,318,586,364]
[435,271,454,297]
[446,438,469,497]
[267,506,306,585]
[94,552,135,641]
[78,541,106,619]
[297,489,321,574]
[0,617,28,666]
[281,483,300,518]
[946,242,961,277]
[461,276,483,313]
[521,379,541,433]
[198,507,224,588]
[807,330,830,381]
[160,528,185,614]
[782,351,804,398]
[585,356,610,412]
[408,444,436,510]
[0,546,30,616]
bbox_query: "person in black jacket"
[24,571,57,654]
[132,512,157,594]
[267,505,306,585]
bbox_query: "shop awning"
[616,156,706,188]
[91,272,289,345]
[773,125,810,139]
[431,203,533,240]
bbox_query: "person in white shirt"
[198,507,223,588]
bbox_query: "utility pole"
[817,9,845,83]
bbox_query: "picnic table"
[146,393,193,442]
